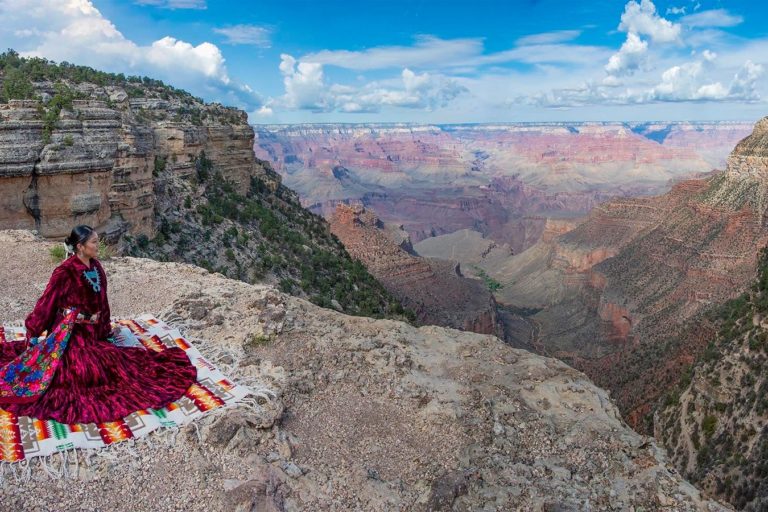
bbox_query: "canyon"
[256,118,768,510]
[253,122,752,252]
[416,117,768,436]
[329,204,502,337]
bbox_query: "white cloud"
[650,59,726,100]
[728,60,764,100]
[146,37,229,82]
[516,30,581,46]
[213,24,272,47]
[666,6,686,15]
[279,54,329,111]
[478,43,612,66]
[619,0,681,43]
[255,105,273,117]
[605,32,648,76]
[0,0,263,110]
[134,0,206,9]
[301,35,611,71]
[301,36,483,70]
[524,51,764,108]
[681,9,743,28]
[276,55,467,113]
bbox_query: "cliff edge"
[0,230,728,511]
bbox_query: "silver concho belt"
[61,307,100,324]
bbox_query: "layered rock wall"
[330,204,503,336]
[495,117,768,429]
[0,85,259,240]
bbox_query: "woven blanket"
[0,315,250,464]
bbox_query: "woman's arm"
[95,259,112,339]
[25,265,67,340]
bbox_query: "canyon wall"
[432,117,768,433]
[0,84,260,240]
[253,121,752,254]
[329,204,502,336]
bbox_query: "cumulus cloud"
[603,1,682,85]
[524,51,764,108]
[727,60,764,100]
[681,9,743,28]
[650,59,727,100]
[605,32,648,76]
[619,0,681,43]
[279,55,329,111]
[213,24,272,47]
[276,55,467,113]
[134,0,206,9]
[0,0,263,110]
[146,37,229,82]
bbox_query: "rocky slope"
[329,204,501,335]
[0,52,408,321]
[253,122,752,253]
[654,125,768,511]
[0,230,729,511]
[415,117,768,434]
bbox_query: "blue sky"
[1,0,767,123]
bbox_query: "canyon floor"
[0,230,730,511]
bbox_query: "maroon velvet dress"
[0,255,197,424]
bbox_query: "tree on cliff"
[1,65,35,102]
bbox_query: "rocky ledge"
[0,230,728,511]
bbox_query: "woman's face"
[78,232,99,259]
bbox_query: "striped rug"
[0,315,253,464]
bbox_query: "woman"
[0,225,197,424]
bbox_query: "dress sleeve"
[95,259,112,339]
[25,265,67,340]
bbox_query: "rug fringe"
[0,314,279,482]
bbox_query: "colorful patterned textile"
[1,255,198,425]
[0,310,76,403]
[0,315,250,463]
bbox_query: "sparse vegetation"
[472,265,503,292]
[49,244,66,262]
[657,245,768,510]
[126,152,414,323]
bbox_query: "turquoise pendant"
[83,269,101,293]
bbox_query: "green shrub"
[1,66,35,102]
[702,415,718,439]
[154,155,167,176]
[98,240,114,260]
[49,244,66,262]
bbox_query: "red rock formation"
[329,204,502,336]
[499,117,768,430]
[254,123,751,255]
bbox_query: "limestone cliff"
[0,230,729,511]
[0,85,254,239]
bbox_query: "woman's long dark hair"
[64,225,95,254]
